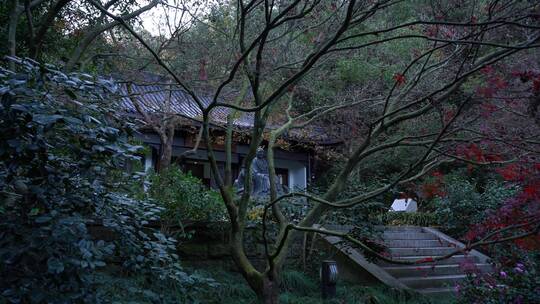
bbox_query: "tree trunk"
[259,275,280,304]
[65,23,109,71]
[156,135,173,172]
[31,0,71,59]
[245,269,280,304]
[65,37,92,72]
[64,0,159,71]
[8,0,21,69]
[228,225,281,304]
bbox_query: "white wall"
[141,147,307,191]
[274,159,307,191]
[144,150,153,172]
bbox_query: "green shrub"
[433,173,518,237]
[0,58,206,303]
[146,166,226,222]
[456,257,540,304]
[377,212,440,227]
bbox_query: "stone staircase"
[320,225,493,296]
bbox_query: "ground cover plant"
[181,264,456,304]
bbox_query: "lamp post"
[320,260,338,299]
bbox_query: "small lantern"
[320,260,338,299]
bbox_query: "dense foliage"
[0,57,203,303]
[378,211,439,227]
[145,166,226,223]
[423,170,520,237]
[456,247,540,304]
[454,161,540,302]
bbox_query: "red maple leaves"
[496,164,523,181]
[480,65,494,75]
[393,73,406,86]
[456,143,486,162]
[464,160,540,250]
[511,70,536,82]
[533,77,540,94]
[523,183,539,199]
[476,66,509,98]
[514,236,540,251]
[421,171,446,199]
[510,69,540,93]
[417,257,434,263]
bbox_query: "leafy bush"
[146,166,226,223]
[377,212,440,227]
[456,258,540,304]
[432,173,519,237]
[0,57,204,303]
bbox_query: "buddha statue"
[233,147,286,197]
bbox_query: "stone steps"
[389,247,459,257]
[378,227,492,295]
[383,232,437,240]
[320,225,492,298]
[417,287,456,296]
[399,274,468,289]
[384,239,448,247]
[383,263,493,277]
[381,226,424,232]
[379,255,479,266]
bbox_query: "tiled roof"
[118,82,255,128]
[115,73,341,145]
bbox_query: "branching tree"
[91,0,540,303]
[34,0,540,302]
[125,80,181,172]
[3,0,159,70]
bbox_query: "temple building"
[117,73,339,191]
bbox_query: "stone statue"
[233,147,286,197]
[251,147,271,196]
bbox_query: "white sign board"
[389,198,417,213]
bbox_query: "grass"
[187,263,456,304]
[278,284,455,304]
[93,263,457,304]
